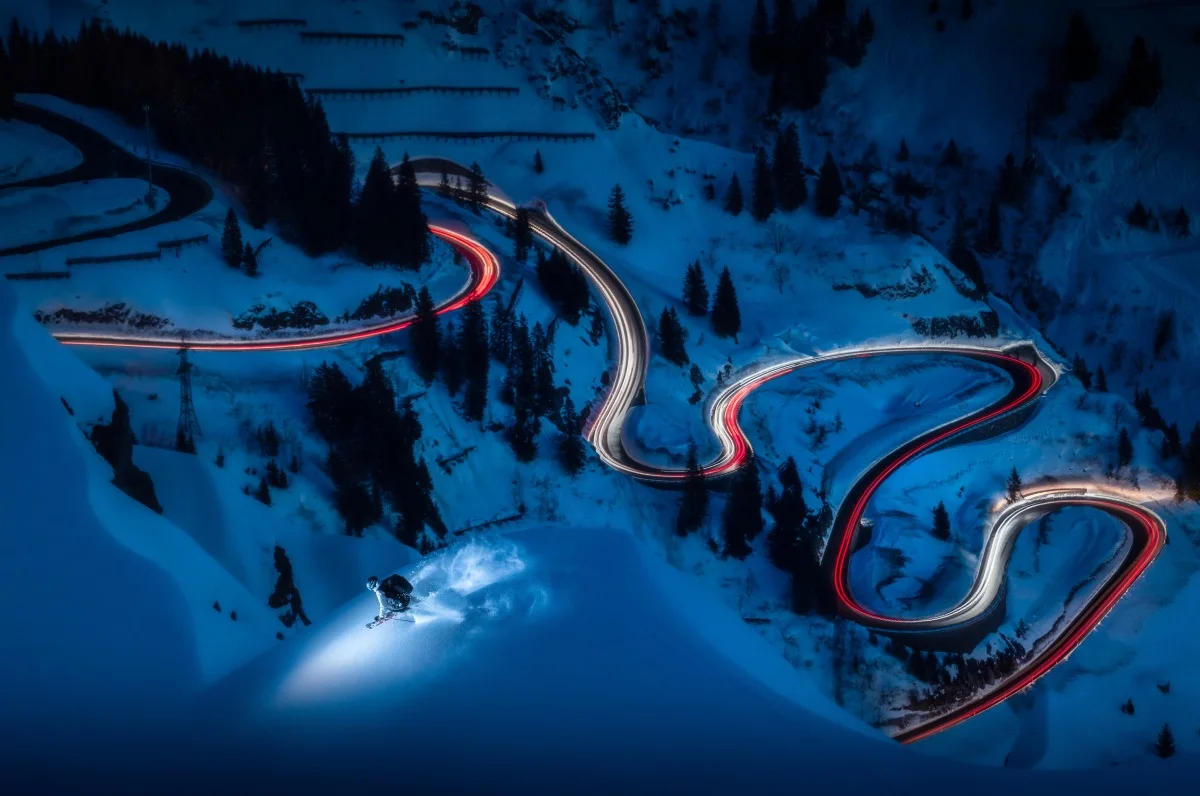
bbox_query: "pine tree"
[394,154,432,269]
[1156,723,1175,758]
[466,161,488,213]
[658,307,689,366]
[749,0,774,75]
[242,241,259,277]
[724,173,744,216]
[1073,354,1093,390]
[1121,698,1135,715]
[355,147,397,265]
[1129,199,1151,229]
[773,123,807,211]
[766,456,807,572]
[514,207,534,263]
[941,138,961,167]
[710,267,742,340]
[1119,36,1163,109]
[814,152,844,217]
[221,208,244,268]
[459,299,490,422]
[932,501,951,541]
[857,7,875,43]
[676,442,709,536]
[1006,466,1023,503]
[534,150,544,174]
[1118,427,1134,469]
[1169,206,1191,238]
[722,464,762,559]
[607,184,633,244]
[1095,365,1108,392]
[490,304,512,364]
[897,138,910,162]
[255,477,271,506]
[997,153,1025,206]
[976,194,1002,255]
[558,396,587,476]
[751,146,776,222]
[0,38,13,120]
[948,205,986,292]
[411,286,440,386]
[439,169,451,195]
[441,318,463,397]
[588,301,605,345]
[532,322,557,418]
[682,261,709,317]
[1062,12,1099,83]
[175,427,195,454]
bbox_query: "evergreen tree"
[328,450,376,536]
[722,464,762,559]
[1121,698,1135,715]
[857,7,875,43]
[0,38,13,120]
[1073,354,1093,390]
[558,396,587,476]
[932,501,951,541]
[607,184,633,244]
[766,457,807,572]
[724,173,744,216]
[976,194,1002,255]
[356,147,397,265]
[1006,466,1023,503]
[1062,12,1099,82]
[683,260,709,317]
[1156,723,1176,758]
[749,0,774,75]
[948,205,986,292]
[534,150,545,174]
[220,208,244,268]
[588,301,605,345]
[441,318,463,397]
[773,122,808,211]
[1169,206,1191,238]
[751,146,776,222]
[394,154,432,269]
[506,315,541,461]
[242,241,259,277]
[814,152,844,217]
[710,267,742,340]
[897,138,910,162]
[1119,36,1163,109]
[658,307,689,366]
[532,322,557,418]
[459,299,490,422]
[514,207,534,263]
[255,477,271,506]
[941,138,961,167]
[1118,427,1134,469]
[1128,199,1151,229]
[439,168,451,195]
[466,161,488,213]
[997,153,1025,206]
[490,304,512,364]
[175,427,195,454]
[1095,365,1108,392]
[676,442,709,536]
[411,286,440,386]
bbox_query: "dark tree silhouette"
[1156,723,1175,758]
[932,501,951,541]
[1006,467,1023,503]
[676,442,709,536]
[459,299,490,422]
[607,184,633,245]
[724,173,744,216]
[814,152,844,217]
[514,207,534,263]
[710,267,742,340]
[1062,12,1099,83]
[751,146,776,222]
[749,0,774,75]
[897,138,910,162]
[534,150,544,174]
[221,209,244,268]
[411,286,440,386]
[722,464,763,559]
[683,260,709,317]
[1118,428,1134,469]
[558,396,587,476]
[466,161,488,213]
[658,307,689,366]
[773,122,808,211]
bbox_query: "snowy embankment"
[0,178,161,249]
[0,117,82,183]
[0,277,279,741]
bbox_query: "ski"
[366,608,417,629]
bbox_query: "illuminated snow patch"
[275,538,531,707]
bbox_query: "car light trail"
[52,169,1167,746]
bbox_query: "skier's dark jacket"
[378,574,414,612]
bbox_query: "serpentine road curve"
[15,141,1165,744]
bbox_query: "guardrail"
[300,31,405,45]
[306,86,519,100]
[339,131,595,144]
[66,250,161,266]
[5,271,71,281]
[236,19,307,29]
[157,233,209,251]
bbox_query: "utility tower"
[176,344,201,452]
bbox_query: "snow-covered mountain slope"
[4,0,1200,775]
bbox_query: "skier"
[366,574,414,620]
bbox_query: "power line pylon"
[176,343,201,452]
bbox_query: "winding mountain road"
[5,117,1167,744]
